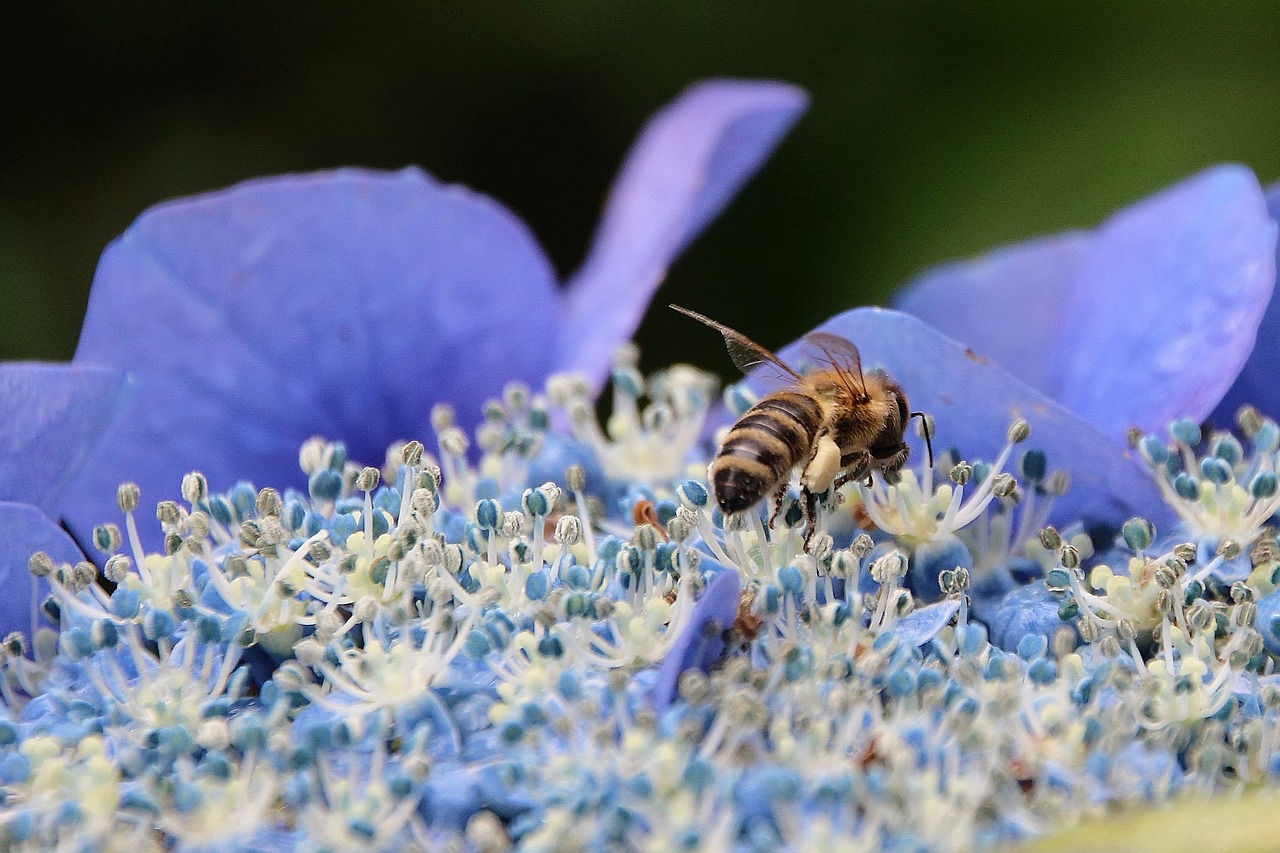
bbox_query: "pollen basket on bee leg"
[801,433,842,494]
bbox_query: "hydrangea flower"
[0,365,125,637]
[5,323,1280,850]
[12,83,1280,851]
[61,78,807,551]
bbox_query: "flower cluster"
[2,352,1279,850]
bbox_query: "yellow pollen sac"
[801,434,842,493]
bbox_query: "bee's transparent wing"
[800,331,868,397]
[670,304,802,384]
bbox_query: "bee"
[671,304,932,549]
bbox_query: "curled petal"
[652,566,741,709]
[774,308,1172,529]
[1050,164,1276,439]
[0,363,127,515]
[1213,180,1280,424]
[0,501,86,638]
[560,79,807,388]
[67,168,559,547]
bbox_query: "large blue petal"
[1213,180,1280,424]
[895,166,1276,444]
[559,79,807,388]
[1050,165,1275,440]
[773,308,1172,529]
[894,233,1089,394]
[67,168,559,547]
[0,501,86,638]
[0,363,127,516]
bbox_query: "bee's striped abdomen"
[710,391,824,514]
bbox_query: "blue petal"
[559,79,807,388]
[67,168,559,548]
[773,308,1172,528]
[895,233,1090,395]
[0,363,127,516]
[893,598,961,647]
[895,166,1276,443]
[0,501,86,638]
[651,566,742,709]
[1049,165,1275,439]
[1214,180,1280,424]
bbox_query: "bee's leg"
[801,486,819,551]
[767,484,789,529]
[835,449,871,492]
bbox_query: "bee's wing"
[801,331,868,397]
[670,305,802,383]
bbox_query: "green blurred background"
[5,3,1280,379]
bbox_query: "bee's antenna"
[910,411,934,468]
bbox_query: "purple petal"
[0,363,127,515]
[67,168,558,547]
[1213,180,1280,424]
[0,501,86,637]
[652,567,741,709]
[775,308,1172,529]
[1050,165,1276,440]
[559,79,807,388]
[893,233,1090,394]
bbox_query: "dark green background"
[5,3,1280,380]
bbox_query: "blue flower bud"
[199,754,233,780]
[1210,434,1244,466]
[1252,472,1278,499]
[1173,472,1200,500]
[120,790,161,814]
[565,563,591,591]
[1121,517,1155,552]
[91,619,119,650]
[1200,457,1233,485]
[522,488,550,518]
[464,630,492,659]
[677,480,708,509]
[0,754,30,784]
[171,781,203,813]
[777,565,803,595]
[308,469,343,502]
[557,669,581,700]
[1028,658,1058,684]
[475,498,502,531]
[525,571,549,601]
[1170,417,1202,447]
[196,614,222,644]
[1018,449,1047,483]
[682,758,714,792]
[1139,434,1169,465]
[65,626,93,659]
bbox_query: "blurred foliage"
[4,2,1280,381]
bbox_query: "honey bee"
[671,304,932,548]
